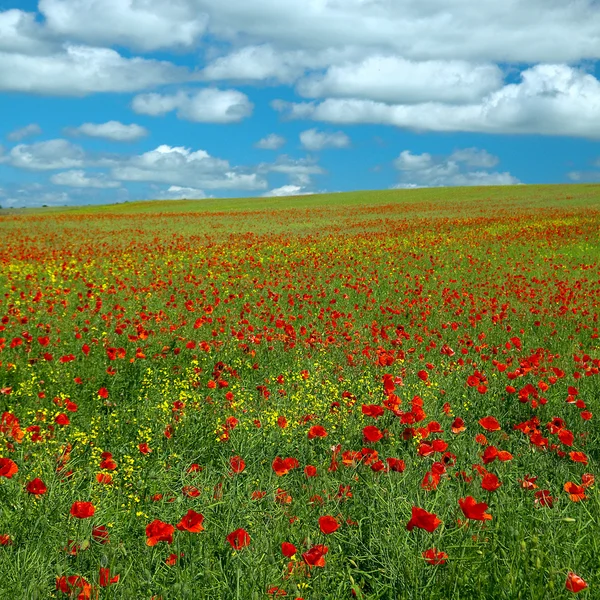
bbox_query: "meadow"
[0,183,598,599]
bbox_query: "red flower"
[26,477,47,496]
[302,544,328,568]
[458,496,492,521]
[92,525,110,544]
[226,528,251,550]
[362,404,384,419]
[362,425,383,443]
[138,443,151,455]
[318,515,340,535]
[406,506,442,532]
[565,572,588,593]
[230,455,246,474]
[145,520,174,546]
[386,458,406,472]
[55,413,70,426]
[569,451,588,465]
[0,534,12,545]
[307,425,328,439]
[99,567,120,587]
[272,456,299,476]
[0,458,18,479]
[304,465,317,477]
[478,416,501,431]
[422,548,448,565]
[98,387,109,399]
[564,482,587,502]
[176,509,205,533]
[56,575,92,599]
[481,472,502,492]
[281,542,297,557]
[70,502,95,519]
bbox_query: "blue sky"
[1,0,600,207]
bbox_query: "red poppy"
[55,413,70,426]
[55,575,92,599]
[145,520,174,546]
[451,417,466,434]
[362,425,383,443]
[98,387,109,399]
[422,548,448,565]
[569,451,588,465]
[176,509,205,533]
[564,482,587,502]
[0,458,18,479]
[281,542,297,557]
[307,425,328,439]
[458,496,492,521]
[318,515,340,535]
[92,525,110,544]
[302,544,328,567]
[96,473,113,485]
[565,572,588,593]
[138,442,151,455]
[304,465,317,477]
[26,477,47,496]
[99,567,119,587]
[230,455,246,474]
[478,416,501,431]
[70,502,95,519]
[362,404,384,419]
[0,534,12,546]
[481,472,502,492]
[272,457,299,476]
[386,457,406,472]
[534,489,555,508]
[226,528,251,550]
[406,506,442,532]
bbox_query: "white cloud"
[6,139,86,170]
[132,88,253,123]
[255,133,286,150]
[67,121,148,142]
[154,186,208,200]
[38,0,207,51]
[259,155,326,186]
[0,9,55,55]
[274,65,600,139]
[50,170,121,188]
[449,147,499,168]
[262,184,312,197]
[393,151,433,171]
[7,123,41,141]
[111,144,267,190]
[297,57,503,104]
[197,0,600,64]
[0,44,188,96]
[393,147,520,188]
[299,128,350,151]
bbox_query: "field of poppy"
[0,183,598,599]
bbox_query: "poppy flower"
[26,477,47,496]
[70,501,95,519]
[96,473,113,485]
[386,457,406,472]
[304,465,317,477]
[145,520,174,546]
[318,515,340,535]
[0,458,18,479]
[0,534,12,546]
[176,509,204,533]
[564,482,587,502]
[458,496,492,521]
[272,457,299,476]
[55,413,70,426]
[55,575,92,599]
[229,456,246,474]
[422,548,448,565]
[406,506,442,532]
[565,572,588,593]
[481,473,502,492]
[281,542,297,557]
[302,544,328,567]
[99,567,119,587]
[534,490,554,508]
[451,417,466,434]
[362,404,384,419]
[479,416,501,431]
[307,425,327,439]
[569,452,588,465]
[363,425,383,443]
[226,528,251,550]
[92,525,110,544]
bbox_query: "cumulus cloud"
[0,9,55,55]
[255,133,286,150]
[274,65,600,139]
[196,0,600,64]
[132,88,253,123]
[7,123,42,141]
[299,128,350,151]
[297,57,503,104]
[0,44,188,95]
[259,155,326,186]
[393,148,520,188]
[111,144,267,190]
[50,170,121,188]
[38,0,207,51]
[262,184,312,197]
[66,121,148,142]
[154,186,208,200]
[6,139,86,170]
